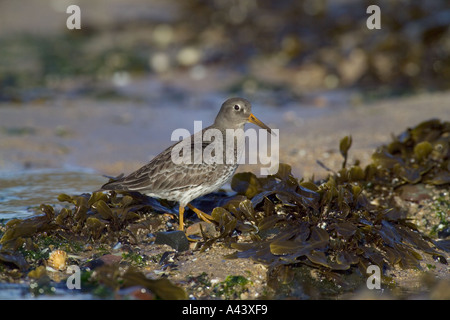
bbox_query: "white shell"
[47,250,68,271]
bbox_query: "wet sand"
[1,85,448,179]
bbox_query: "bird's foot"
[187,203,214,223]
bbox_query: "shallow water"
[0,282,97,300]
[0,168,106,299]
[0,168,105,221]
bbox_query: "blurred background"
[0,0,449,215]
[1,0,450,102]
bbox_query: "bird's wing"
[101,135,218,194]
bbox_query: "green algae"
[214,275,252,299]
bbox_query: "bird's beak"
[248,113,276,136]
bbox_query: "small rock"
[155,231,189,252]
[176,46,201,66]
[438,227,450,239]
[112,242,122,250]
[186,222,218,238]
[398,184,432,202]
[117,286,155,300]
[86,254,122,270]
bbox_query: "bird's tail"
[101,173,126,190]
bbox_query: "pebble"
[155,230,190,252]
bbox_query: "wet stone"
[86,254,122,270]
[186,222,218,238]
[116,286,155,300]
[398,184,432,202]
[155,230,190,252]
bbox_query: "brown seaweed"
[223,119,449,284]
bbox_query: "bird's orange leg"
[178,205,185,231]
[187,203,213,223]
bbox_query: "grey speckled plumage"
[101,97,273,231]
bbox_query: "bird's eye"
[234,104,240,110]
